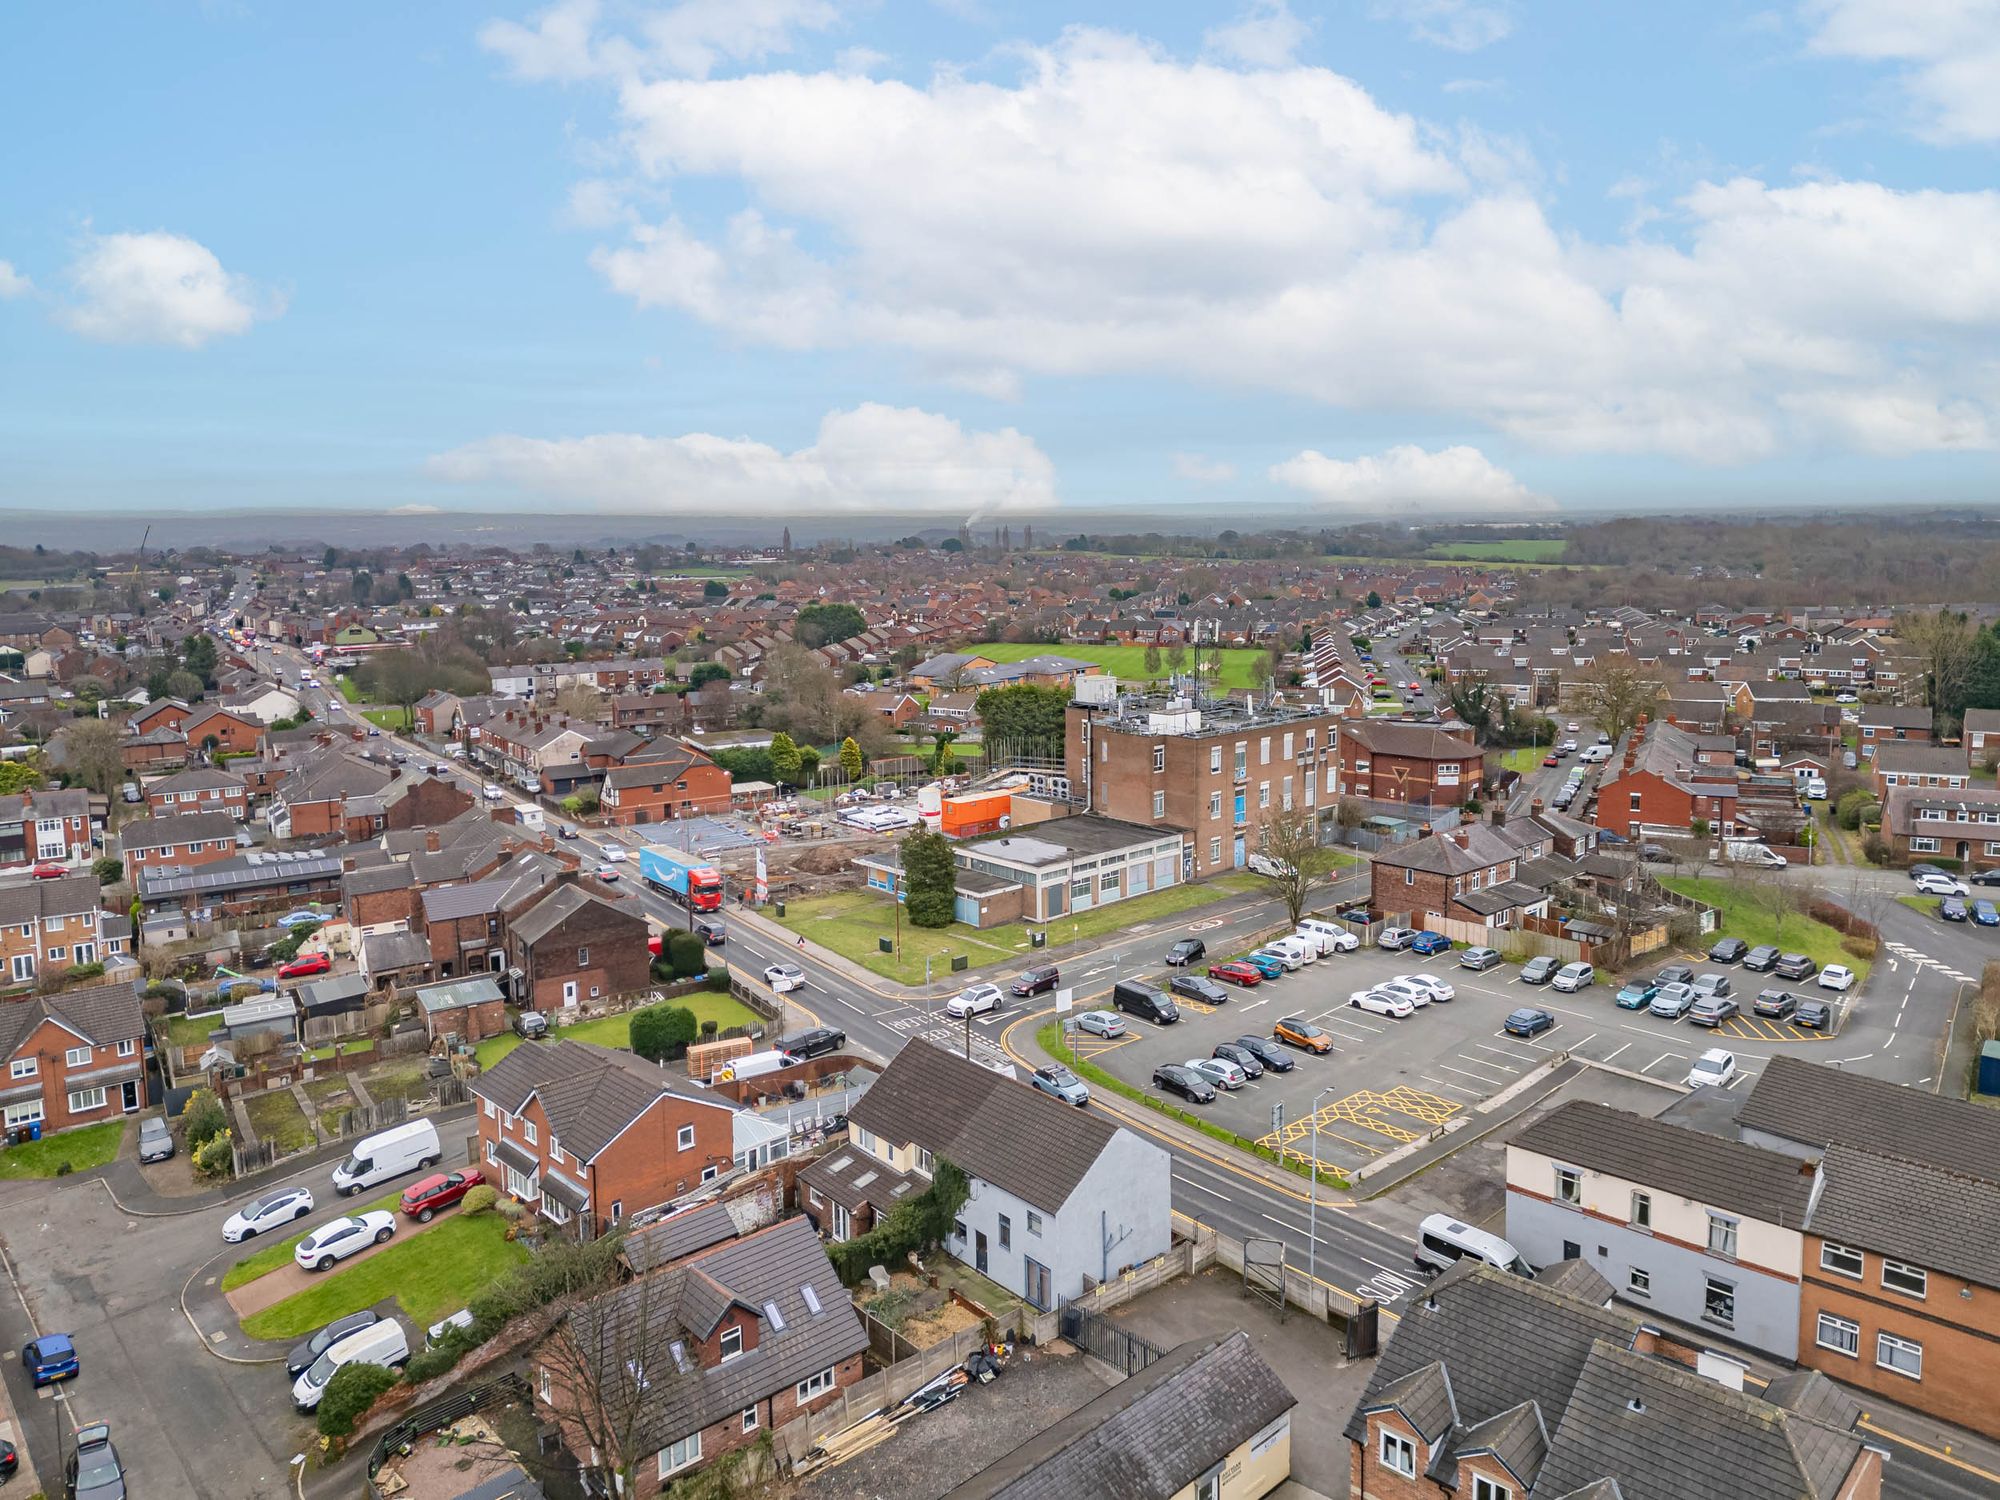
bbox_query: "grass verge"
[1499,746,1545,774]
[471,992,761,1070]
[239,1212,527,1340]
[1035,1022,1347,1189]
[360,706,411,732]
[222,1189,403,1291]
[1658,877,1873,983]
[0,1119,126,1180]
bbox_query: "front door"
[1233,834,1246,868]
[1023,1257,1052,1311]
[120,1080,138,1113]
[975,1230,989,1274]
[562,980,578,1007]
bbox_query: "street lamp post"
[1307,1083,1335,1283]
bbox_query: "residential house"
[1964,708,2000,768]
[0,874,107,988]
[1870,744,1973,801]
[134,848,345,916]
[117,809,242,883]
[0,980,148,1136]
[412,974,508,1044]
[1855,704,1931,758]
[840,1041,1171,1310]
[1367,813,1560,936]
[180,704,264,756]
[505,882,651,1012]
[1878,785,2000,868]
[1592,719,1740,839]
[1333,720,1483,807]
[0,786,94,865]
[144,766,250,821]
[598,741,734,826]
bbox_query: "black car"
[1655,964,1695,987]
[692,916,727,946]
[781,1027,847,1060]
[1773,953,1816,981]
[512,1010,549,1040]
[1793,998,1833,1029]
[1152,1064,1216,1104]
[1165,938,1207,967]
[1639,843,1671,862]
[1970,868,2000,887]
[1,1434,16,1480]
[1709,937,1748,964]
[1753,988,1797,1020]
[1941,895,1970,922]
[1009,964,1061,997]
[1231,1035,1295,1072]
[1742,945,1779,972]
[65,1422,124,1500]
[1113,981,1179,1025]
[285,1310,381,1378]
[1212,1042,1265,1079]
[1518,955,1560,985]
[1169,973,1231,1006]
[1909,863,1947,881]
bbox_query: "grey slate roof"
[1739,1053,2000,1186]
[621,1202,743,1274]
[470,1040,732,1163]
[1535,1258,1614,1305]
[0,980,146,1061]
[342,863,414,898]
[1448,1399,1549,1490]
[1807,1144,2000,1289]
[507,883,624,946]
[937,1331,1294,1500]
[117,809,242,851]
[845,1041,1120,1214]
[0,872,100,927]
[1510,1100,1817,1228]
[1367,1360,1458,1442]
[361,928,433,973]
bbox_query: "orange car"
[1273,1015,1333,1054]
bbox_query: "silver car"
[1030,1065,1089,1106]
[138,1116,175,1163]
[1073,1010,1125,1038]
[1185,1057,1247,1091]
[1648,982,1697,1019]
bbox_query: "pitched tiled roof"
[1807,1144,2000,1289]
[846,1041,1120,1213]
[470,1040,731,1162]
[507,884,624,947]
[1739,1054,2000,1186]
[0,980,145,1060]
[1341,719,1479,760]
[621,1202,744,1274]
[0,873,101,927]
[117,809,241,852]
[1369,1360,1458,1442]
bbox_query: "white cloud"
[1270,443,1550,510]
[1377,1,1515,52]
[0,260,30,299]
[480,0,839,82]
[1805,0,2000,143]
[1204,1,1309,68]
[427,402,1056,516]
[58,231,276,348]
[1171,452,1236,482]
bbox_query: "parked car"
[781,1027,847,1060]
[1186,1057,1247,1091]
[296,1211,397,1272]
[1615,979,1659,1010]
[513,1009,549,1039]
[1818,964,1856,991]
[1915,871,1971,898]
[1655,964,1695,986]
[21,1333,79,1386]
[1742,945,1780,972]
[1169,974,1231,1006]
[1350,986,1415,1018]
[1793,998,1834,1029]
[1261,936,1316,968]
[1112,981,1179,1025]
[1375,979,1431,1009]
[1297,919,1360,953]
[1753,988,1798,1020]
[1009,964,1060,997]
[1407,930,1452,956]
[1908,863,1947,881]
[1686,1049,1738,1089]
[1152,1064,1216,1104]
[222,1186,315,1242]
[1773,953,1816,981]
[1,1434,15,1480]
[1232,1035,1294,1071]
[1978,900,2000,927]
[1551,962,1595,993]
[1690,973,1734,999]
[1649,982,1697,1019]
[1208,961,1261,988]
[400,1168,486,1222]
[1970,868,2000,887]
[137,1116,175,1163]
[1074,1010,1125,1038]
[945,983,1005,1018]
[1396,973,1455,1003]
[1708,937,1748,964]
[1689,995,1740,1027]
[30,860,66,879]
[1164,938,1207,966]
[276,909,323,929]
[1238,951,1286,980]
[1273,1016,1334,1053]
[1503,1007,1554,1038]
[277,952,332,980]
[63,1421,123,1500]
[1376,926,1419,951]
[1030,1064,1089,1106]
[1518,956,1560,985]
[763,963,807,993]
[1459,946,1503,971]
[1212,1042,1265,1079]
[285,1310,382,1379]
[1941,896,1970,923]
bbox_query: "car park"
[946,983,1004,1018]
[1518,955,1559,985]
[1753,988,1797,1020]
[1550,962,1595,993]
[400,1168,485,1222]
[1689,995,1740,1027]
[781,1027,847,1060]
[1074,1010,1125,1038]
[296,1211,397,1271]
[1504,1007,1554,1038]
[1350,986,1415,1018]
[1396,972,1455,1003]
[1709,937,1748,964]
[1773,953,1816,981]
[1686,1048,1738,1089]
[1030,1064,1089,1106]
[138,1116,175,1163]
[1212,1042,1265,1079]
[1817,964,1856,991]
[1459,946,1502,971]
[1915,871,1971,898]
[1237,951,1286,979]
[222,1186,315,1242]
[64,1421,124,1500]
[763,963,807,993]
[1232,1035,1294,1071]
[1297,918,1360,952]
[1009,964,1060,997]
[1615,979,1659,1010]
[1152,1064,1215,1103]
[1793,998,1833,1029]
[1113,981,1179,1025]
[1376,926,1419,951]
[1742,945,1779,971]
[285,1310,382,1379]
[1274,1016,1333,1053]
[1165,938,1207,966]
[1690,973,1733,999]
[1409,930,1452,956]
[1649,983,1696,1018]
[1207,961,1261,988]
[22,1333,79,1386]
[1186,1057,1247,1091]
[1941,896,1970,922]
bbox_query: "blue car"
[1238,952,1286,980]
[1615,980,1659,1010]
[1976,900,2000,927]
[1504,1007,1555,1038]
[1409,931,1451,956]
[276,910,323,929]
[22,1332,79,1386]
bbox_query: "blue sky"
[3,1,1998,523]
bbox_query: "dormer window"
[719,1324,743,1361]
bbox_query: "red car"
[277,952,332,980]
[1542,754,1559,767]
[1208,961,1263,987]
[400,1167,486,1222]
[31,861,66,879]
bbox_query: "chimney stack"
[1452,828,1471,849]
[1532,797,1545,816]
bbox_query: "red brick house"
[471,1038,742,1235]
[341,862,419,929]
[0,787,94,867]
[145,766,250,820]
[117,809,241,883]
[1880,786,2000,868]
[0,874,107,990]
[1367,814,1559,934]
[413,974,509,1044]
[505,884,651,1012]
[180,705,264,756]
[1856,704,1932,757]
[537,1212,867,1489]
[1870,744,1973,801]
[1591,720,1739,839]
[127,699,191,738]
[1334,720,1482,806]
[0,980,148,1136]
[599,740,734,826]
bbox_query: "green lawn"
[1897,895,1942,918]
[776,874,1270,986]
[334,675,362,703]
[244,1089,316,1154]
[1429,539,1568,562]
[1658,877,1872,982]
[1498,745,1547,774]
[239,1212,528,1340]
[306,1037,373,1063]
[969,641,1273,691]
[361,706,411,731]
[161,1010,224,1050]
[473,993,763,1070]
[0,1119,126,1179]
[222,1189,403,1290]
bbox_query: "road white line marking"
[1643,1052,1676,1073]
[1597,1041,1632,1064]
[1438,1062,1508,1085]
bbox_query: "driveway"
[224,1206,449,1319]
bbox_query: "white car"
[945,983,1004,1019]
[763,963,807,993]
[1297,921,1359,953]
[602,846,628,862]
[1376,978,1431,1009]
[1834,691,1858,704]
[221,1186,315,1243]
[1914,872,1970,898]
[295,1211,396,1272]
[1396,973,1456,1004]
[1551,962,1596,992]
[1817,964,1856,992]
[1186,1057,1247,1091]
[1074,1010,1125,1038]
[1685,1049,1738,1090]
[1350,987,1416,1018]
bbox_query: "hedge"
[825,1159,968,1285]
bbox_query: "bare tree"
[1255,809,1343,925]
[536,1269,698,1495]
[1896,609,1975,722]
[54,719,126,796]
[1566,654,1663,749]
[551,681,605,724]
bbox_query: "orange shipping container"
[940,789,1015,838]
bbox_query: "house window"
[1473,1478,1512,1500]
[1196,1469,1222,1500]
[797,1366,837,1403]
[1816,1313,1860,1357]
[657,1433,702,1479]
[678,1124,695,1151]
[611,1200,623,1223]
[116,1039,135,1058]
[1554,1166,1581,1205]
[8,1059,36,1080]
[3,1102,44,1129]
[577,947,589,966]
[67,1086,108,1114]
[1703,1276,1736,1328]
[701,1165,719,1183]
[1405,868,1415,886]
[741,1406,759,1434]
[548,1139,563,1166]
[998,1214,1011,1249]
[483,1099,496,1119]
[1876,1333,1923,1380]
[521,1120,537,1146]
[719,1325,743,1361]
[1258,782,1270,808]
[538,1366,552,1402]
[1821,1243,1863,1283]
[1707,1214,1738,1258]
[1881,1261,1928,1298]
[1210,746,1222,774]
[64,1046,91,1067]
[1911,837,1940,853]
[1628,1267,1651,1297]
[1027,1211,1042,1236]
[1209,791,1222,819]
[918,1148,933,1174]
[1379,1430,1417,1478]
[1153,746,1166,773]
[1153,791,1166,819]
[1629,793,1643,813]
[1210,837,1222,864]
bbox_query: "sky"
[3,0,2000,525]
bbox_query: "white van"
[482,783,505,803]
[1262,935,1315,967]
[1713,839,1788,870]
[1414,1214,1533,1278]
[1297,918,1360,954]
[292,1318,409,1410]
[331,1119,441,1196]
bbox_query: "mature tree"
[762,643,845,742]
[927,728,961,776]
[0,758,44,795]
[360,650,432,729]
[165,669,204,703]
[839,736,864,781]
[179,633,219,685]
[974,683,1069,757]
[686,662,730,690]
[1566,654,1662,749]
[796,744,822,783]
[58,719,125,795]
[902,828,957,927]
[1898,609,1977,723]
[794,602,868,649]
[1166,643,1187,674]
[1254,809,1342,925]
[768,731,802,787]
[1366,590,1382,609]
[702,579,728,600]
[1143,643,1163,679]
[552,682,604,723]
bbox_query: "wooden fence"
[788,1323,998,1454]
